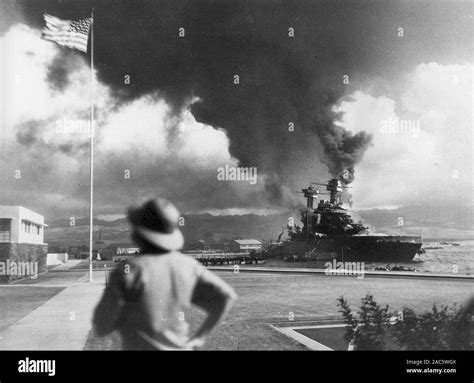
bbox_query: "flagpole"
[88,8,94,282]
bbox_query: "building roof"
[0,206,46,226]
[110,243,139,248]
[233,239,262,245]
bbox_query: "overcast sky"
[0,0,472,221]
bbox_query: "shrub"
[393,304,472,350]
[337,295,473,350]
[337,294,390,350]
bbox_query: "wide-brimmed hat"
[127,198,184,252]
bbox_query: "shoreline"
[208,265,474,281]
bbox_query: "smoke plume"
[21,0,374,201]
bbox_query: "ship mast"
[301,185,318,242]
[327,179,343,206]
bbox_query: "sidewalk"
[0,272,106,350]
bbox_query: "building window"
[21,220,41,235]
[0,219,11,242]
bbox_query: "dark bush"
[337,295,473,350]
[337,294,389,350]
[393,304,472,350]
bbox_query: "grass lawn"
[84,271,472,350]
[70,260,119,270]
[0,286,65,332]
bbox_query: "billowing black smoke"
[22,0,374,201]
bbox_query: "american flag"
[42,14,92,53]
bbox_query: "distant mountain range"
[45,205,474,248]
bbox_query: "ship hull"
[274,235,423,262]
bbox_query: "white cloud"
[98,96,170,155]
[98,97,234,167]
[1,24,234,162]
[336,62,473,208]
[174,109,235,165]
[0,23,238,216]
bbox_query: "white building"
[0,206,47,245]
[0,206,48,283]
[230,239,262,253]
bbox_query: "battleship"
[270,178,423,262]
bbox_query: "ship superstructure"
[277,178,423,262]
